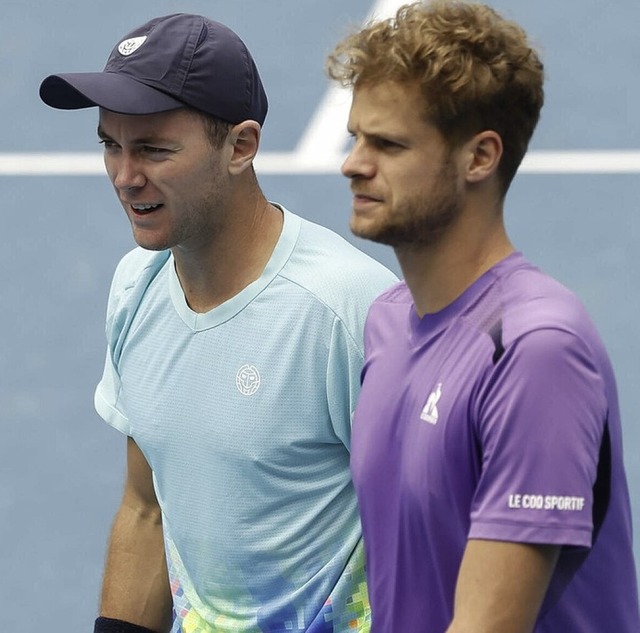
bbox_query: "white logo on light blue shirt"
[236,364,261,396]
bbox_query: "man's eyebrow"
[96,125,177,146]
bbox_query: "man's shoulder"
[270,211,397,336]
[104,248,171,343]
[491,257,607,363]
[110,247,171,293]
[370,279,412,304]
[498,258,593,335]
[283,213,398,299]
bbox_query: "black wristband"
[94,616,158,633]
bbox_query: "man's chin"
[350,218,402,247]
[351,217,379,241]
[131,234,173,252]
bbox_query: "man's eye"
[98,139,117,149]
[376,138,401,150]
[143,146,170,154]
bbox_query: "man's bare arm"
[99,437,173,633]
[446,539,560,633]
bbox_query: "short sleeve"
[92,247,169,437]
[326,317,366,452]
[469,327,607,548]
[94,344,131,435]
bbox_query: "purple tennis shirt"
[352,252,639,632]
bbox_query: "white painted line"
[0,152,106,176]
[295,0,404,159]
[258,150,640,174]
[1,151,640,176]
[365,0,405,21]
[520,151,640,173]
[254,152,342,174]
[293,87,351,159]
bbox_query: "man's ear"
[228,121,261,175]
[464,130,503,184]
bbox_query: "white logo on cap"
[118,36,147,56]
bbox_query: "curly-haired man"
[327,2,640,631]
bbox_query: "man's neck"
[173,197,283,313]
[396,213,514,318]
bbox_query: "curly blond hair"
[327,1,544,192]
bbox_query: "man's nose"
[341,141,375,179]
[110,153,146,192]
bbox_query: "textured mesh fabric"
[95,206,398,632]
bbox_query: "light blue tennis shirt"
[95,206,398,632]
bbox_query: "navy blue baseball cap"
[39,13,268,125]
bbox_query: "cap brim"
[39,72,185,115]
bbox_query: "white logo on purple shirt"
[507,493,586,511]
[420,382,442,424]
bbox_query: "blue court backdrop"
[1,1,639,630]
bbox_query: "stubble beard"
[129,163,229,254]
[351,161,463,248]
[127,197,223,254]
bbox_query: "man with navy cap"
[40,14,396,633]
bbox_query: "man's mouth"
[131,203,162,214]
[353,193,382,205]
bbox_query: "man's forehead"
[349,82,426,130]
[97,107,197,136]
